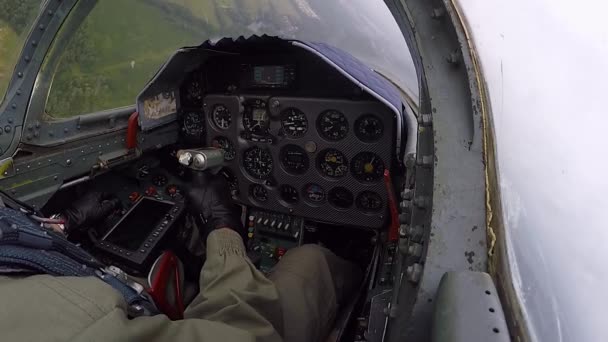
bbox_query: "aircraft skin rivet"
[4,126,11,133]
[431,8,445,19]
[17,72,23,78]
[64,128,69,133]
[447,51,461,65]
[31,41,37,46]
[24,56,30,62]
[66,159,72,166]
[7,118,13,124]
[11,104,16,109]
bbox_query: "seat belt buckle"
[100,265,145,294]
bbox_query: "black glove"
[63,192,121,232]
[186,172,242,238]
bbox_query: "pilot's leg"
[267,244,362,342]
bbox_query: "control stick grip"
[177,148,225,171]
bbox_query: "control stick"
[176,148,224,172]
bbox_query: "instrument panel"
[180,94,395,229]
[176,49,398,228]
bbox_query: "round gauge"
[328,187,354,209]
[212,104,232,129]
[219,168,239,197]
[317,148,348,178]
[152,174,168,187]
[280,185,299,204]
[281,108,308,138]
[183,111,204,137]
[351,152,385,183]
[243,147,273,179]
[303,183,326,203]
[137,164,150,179]
[184,79,203,106]
[243,99,270,135]
[356,191,383,212]
[212,136,236,161]
[280,145,309,175]
[355,114,384,142]
[250,184,268,202]
[317,110,349,141]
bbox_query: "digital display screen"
[103,198,173,251]
[253,65,285,85]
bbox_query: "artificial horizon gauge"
[281,107,308,138]
[212,104,232,129]
[351,152,385,183]
[304,183,326,203]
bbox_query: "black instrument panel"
[200,94,395,229]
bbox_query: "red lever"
[126,112,139,149]
[147,251,185,320]
[384,169,400,241]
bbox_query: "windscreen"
[0,1,44,103]
[31,0,416,120]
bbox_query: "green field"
[1,0,300,119]
[0,21,19,102]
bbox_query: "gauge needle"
[364,156,376,173]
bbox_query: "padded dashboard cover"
[137,35,405,157]
[197,36,403,115]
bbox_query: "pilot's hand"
[186,172,242,238]
[63,192,121,232]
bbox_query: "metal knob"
[193,154,207,169]
[178,152,193,166]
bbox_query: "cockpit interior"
[8,36,411,340]
[0,0,507,339]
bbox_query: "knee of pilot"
[284,244,330,265]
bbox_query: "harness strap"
[0,207,158,317]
